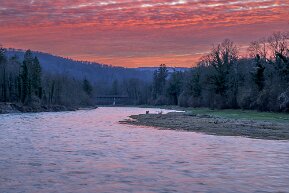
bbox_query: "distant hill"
[5,48,154,84]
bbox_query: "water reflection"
[0,107,289,193]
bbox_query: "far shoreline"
[0,102,97,114]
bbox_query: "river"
[0,107,289,193]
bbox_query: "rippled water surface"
[0,107,289,193]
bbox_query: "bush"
[278,89,289,112]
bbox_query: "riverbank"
[123,108,289,140]
[0,103,97,114]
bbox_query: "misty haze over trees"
[1,31,288,112]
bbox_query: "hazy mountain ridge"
[5,48,155,84]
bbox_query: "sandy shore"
[122,112,289,140]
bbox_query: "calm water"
[0,107,289,193]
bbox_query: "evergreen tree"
[0,46,7,102]
[187,69,202,97]
[167,71,183,105]
[158,64,168,94]
[252,54,265,91]
[22,50,34,103]
[152,64,168,98]
[20,61,29,103]
[83,78,93,96]
[209,39,238,96]
[152,70,158,99]
[32,56,42,98]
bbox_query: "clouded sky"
[0,0,288,67]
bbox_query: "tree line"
[105,31,289,112]
[0,48,95,108]
[1,31,288,112]
[147,32,289,112]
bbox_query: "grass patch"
[188,108,289,123]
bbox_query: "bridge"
[95,95,130,105]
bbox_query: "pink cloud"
[0,0,288,67]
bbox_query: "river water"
[0,107,289,193]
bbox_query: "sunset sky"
[0,0,288,67]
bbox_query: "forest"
[112,31,289,112]
[0,49,95,110]
[148,32,289,112]
[0,31,288,112]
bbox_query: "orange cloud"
[0,0,288,67]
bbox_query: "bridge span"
[95,95,130,105]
